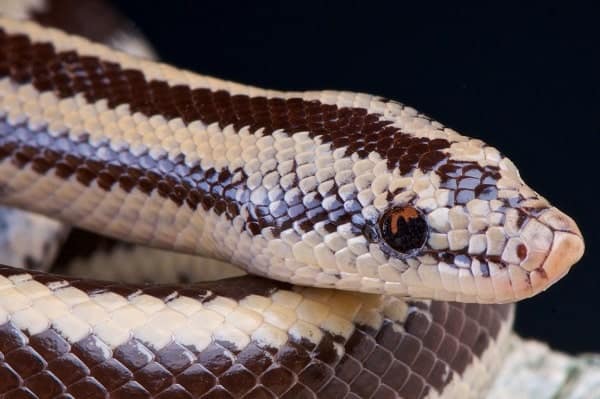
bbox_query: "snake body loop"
[0,1,584,398]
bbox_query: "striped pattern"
[0,267,513,399]
[0,1,584,398]
[0,0,157,273]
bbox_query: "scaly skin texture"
[0,266,514,399]
[0,17,584,302]
[0,1,585,398]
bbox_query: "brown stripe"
[0,27,452,175]
[0,271,513,398]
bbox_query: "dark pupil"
[381,209,428,254]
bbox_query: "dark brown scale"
[475,185,498,201]
[516,209,528,229]
[135,176,154,194]
[30,156,52,174]
[417,150,446,170]
[96,170,116,190]
[53,160,76,178]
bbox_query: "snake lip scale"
[0,1,586,398]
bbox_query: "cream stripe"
[0,270,388,353]
[0,78,339,173]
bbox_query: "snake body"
[0,1,585,398]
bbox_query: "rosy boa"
[0,1,585,398]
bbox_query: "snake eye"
[379,206,428,255]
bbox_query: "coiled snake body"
[0,1,585,398]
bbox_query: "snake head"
[360,159,584,303]
[262,100,584,303]
[332,104,585,303]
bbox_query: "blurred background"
[110,1,599,354]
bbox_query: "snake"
[0,1,585,398]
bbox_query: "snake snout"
[537,208,584,285]
[514,207,584,298]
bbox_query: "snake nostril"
[379,206,428,255]
[517,243,528,261]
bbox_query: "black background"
[111,1,599,354]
